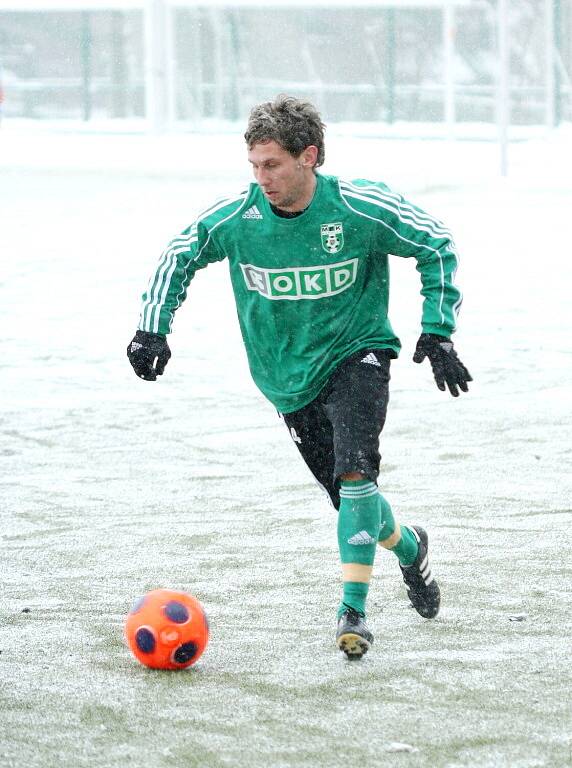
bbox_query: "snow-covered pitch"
[1,120,571,768]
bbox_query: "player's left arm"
[372,184,472,397]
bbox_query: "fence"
[0,0,570,129]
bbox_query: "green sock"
[338,583,369,619]
[378,493,397,541]
[378,493,419,566]
[391,525,419,566]
[337,479,381,617]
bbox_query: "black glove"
[413,333,472,397]
[127,330,171,381]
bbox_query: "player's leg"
[323,353,418,568]
[322,350,391,656]
[280,401,339,509]
[281,400,376,657]
[377,493,419,565]
[325,349,440,633]
[283,370,382,627]
[334,471,379,658]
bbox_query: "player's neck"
[276,173,317,214]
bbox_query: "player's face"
[247,140,317,212]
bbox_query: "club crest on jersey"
[321,222,344,254]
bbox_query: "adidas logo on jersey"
[360,352,381,367]
[348,530,376,546]
[242,205,263,220]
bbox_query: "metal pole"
[166,3,176,126]
[81,11,92,122]
[111,11,127,118]
[545,0,555,127]
[385,8,395,124]
[191,8,204,127]
[209,7,224,120]
[443,1,455,134]
[497,0,509,176]
[228,9,241,121]
[145,0,169,134]
[554,0,562,126]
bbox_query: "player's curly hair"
[244,95,326,168]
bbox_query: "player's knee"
[340,471,366,481]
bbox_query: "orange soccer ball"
[124,588,209,670]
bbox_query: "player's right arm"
[127,190,249,380]
[126,218,226,381]
[140,219,226,336]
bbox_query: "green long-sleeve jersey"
[138,173,462,413]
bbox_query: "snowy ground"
[1,119,571,768]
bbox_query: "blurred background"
[0,0,570,140]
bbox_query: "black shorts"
[281,348,391,510]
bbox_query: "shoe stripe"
[409,526,421,543]
[420,555,429,571]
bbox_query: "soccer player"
[127,95,472,660]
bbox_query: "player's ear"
[301,145,318,169]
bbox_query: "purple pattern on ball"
[135,627,155,654]
[164,600,189,624]
[173,642,198,664]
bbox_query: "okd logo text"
[240,258,358,301]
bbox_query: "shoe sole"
[336,632,371,659]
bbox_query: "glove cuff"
[419,332,451,344]
[134,329,166,344]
